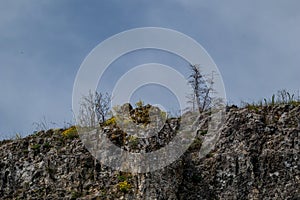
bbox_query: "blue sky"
[1,0,300,139]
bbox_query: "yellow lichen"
[62,126,78,139]
[118,181,131,193]
[102,117,116,127]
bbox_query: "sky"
[0,0,300,139]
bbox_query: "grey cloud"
[0,0,299,139]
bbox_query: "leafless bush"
[32,116,57,131]
[78,90,111,127]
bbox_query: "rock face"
[0,104,299,199]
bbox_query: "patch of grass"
[243,90,300,109]
[43,142,52,149]
[117,175,127,182]
[71,191,81,199]
[30,144,41,150]
[15,133,22,140]
[23,149,29,154]
[245,103,260,112]
[290,101,300,106]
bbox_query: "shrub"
[188,138,202,150]
[62,126,78,139]
[160,111,167,120]
[191,174,202,183]
[128,135,139,148]
[130,102,151,125]
[206,152,214,158]
[135,100,144,108]
[199,130,208,136]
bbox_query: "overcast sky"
[1,0,300,139]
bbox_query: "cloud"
[0,0,300,139]
[143,0,300,102]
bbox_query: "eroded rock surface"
[0,104,299,199]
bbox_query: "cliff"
[0,104,299,199]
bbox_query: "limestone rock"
[0,104,299,199]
